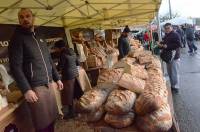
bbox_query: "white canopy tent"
[0,0,161,29]
[161,17,194,26]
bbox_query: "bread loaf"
[117,73,145,94]
[128,47,144,58]
[136,104,172,132]
[130,64,148,80]
[146,56,162,69]
[138,55,154,65]
[104,112,135,128]
[77,88,111,113]
[135,76,168,115]
[124,57,137,65]
[78,107,105,122]
[98,68,124,83]
[105,89,136,114]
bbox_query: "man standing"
[159,23,181,93]
[9,8,63,132]
[176,26,185,48]
[118,26,131,59]
[185,24,197,55]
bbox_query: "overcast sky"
[159,0,200,18]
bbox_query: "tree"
[159,12,180,23]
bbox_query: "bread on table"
[105,89,136,114]
[104,112,135,128]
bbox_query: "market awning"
[0,0,161,28]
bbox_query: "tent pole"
[62,18,73,49]
[156,13,162,41]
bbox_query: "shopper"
[8,8,63,132]
[54,40,83,120]
[158,23,181,93]
[185,24,197,55]
[118,25,131,59]
[143,31,150,50]
[176,26,185,48]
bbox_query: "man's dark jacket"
[118,35,131,59]
[162,31,181,60]
[9,26,60,94]
[185,28,194,41]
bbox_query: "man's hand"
[157,43,163,48]
[24,90,38,103]
[57,80,63,90]
[163,44,167,48]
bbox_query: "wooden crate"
[87,55,99,68]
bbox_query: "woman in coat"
[54,40,83,119]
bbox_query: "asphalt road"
[169,41,200,132]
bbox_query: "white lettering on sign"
[0,58,9,64]
[0,41,9,47]
[45,37,62,43]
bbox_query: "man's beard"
[22,23,33,29]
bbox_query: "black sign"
[0,24,67,64]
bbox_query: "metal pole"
[157,13,162,41]
[169,0,172,19]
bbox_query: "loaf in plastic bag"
[117,73,146,94]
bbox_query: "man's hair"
[18,8,34,16]
[164,23,172,28]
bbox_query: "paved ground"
[169,41,200,132]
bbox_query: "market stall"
[0,0,181,132]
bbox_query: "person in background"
[54,40,83,120]
[158,23,181,93]
[72,32,88,69]
[118,25,131,59]
[185,24,197,55]
[152,30,160,55]
[176,25,185,48]
[153,30,159,43]
[143,31,150,50]
[9,8,63,132]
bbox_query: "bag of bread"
[138,55,154,65]
[146,56,162,70]
[128,47,144,58]
[117,73,145,94]
[135,79,168,115]
[136,104,172,132]
[78,107,105,122]
[96,82,118,93]
[76,87,110,113]
[130,64,148,80]
[98,68,124,84]
[105,89,136,114]
[104,112,135,128]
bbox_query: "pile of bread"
[130,39,142,49]
[76,47,172,132]
[87,46,119,68]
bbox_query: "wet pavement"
[167,41,200,132]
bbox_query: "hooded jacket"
[9,26,60,94]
